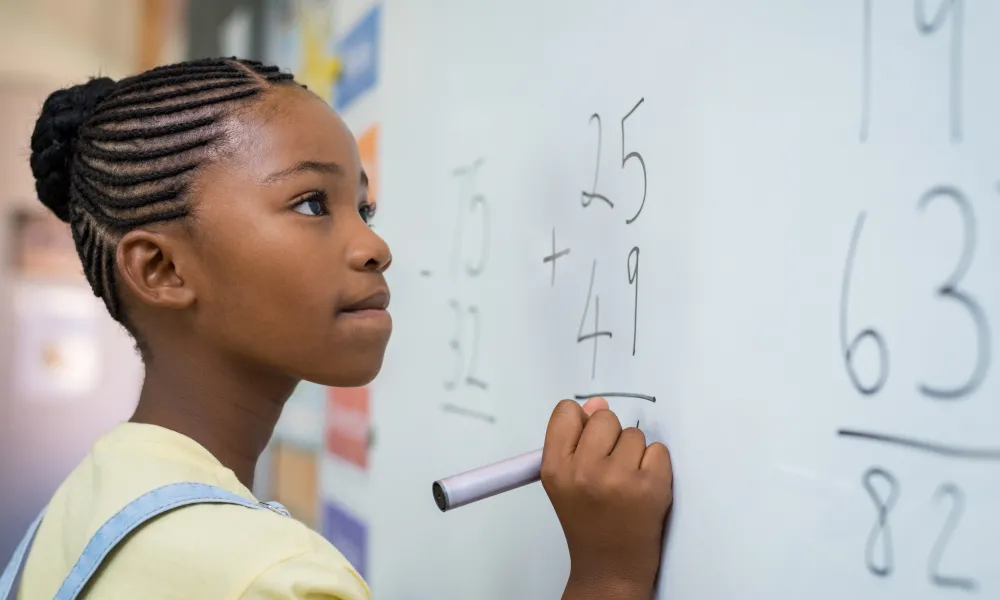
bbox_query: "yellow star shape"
[299,9,341,104]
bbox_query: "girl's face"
[158,85,392,386]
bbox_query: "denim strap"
[0,482,289,600]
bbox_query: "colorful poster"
[356,124,379,206]
[298,0,340,104]
[267,0,340,103]
[323,499,368,579]
[335,3,380,111]
[325,386,370,470]
[271,442,320,529]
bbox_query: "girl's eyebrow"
[262,160,344,184]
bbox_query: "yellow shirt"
[17,422,371,600]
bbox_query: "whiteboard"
[368,1,1000,598]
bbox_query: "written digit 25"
[581,97,648,224]
[444,300,488,391]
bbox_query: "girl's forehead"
[218,88,362,182]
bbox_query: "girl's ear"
[116,229,196,310]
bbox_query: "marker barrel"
[432,448,543,512]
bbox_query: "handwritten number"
[842,190,989,398]
[582,114,613,209]
[863,467,899,577]
[443,159,490,421]
[464,306,488,389]
[621,98,647,224]
[914,0,962,32]
[444,300,464,390]
[928,483,977,591]
[840,212,890,395]
[914,0,963,142]
[444,301,488,391]
[578,260,612,380]
[451,159,489,277]
[860,0,963,142]
[466,193,490,277]
[917,187,988,399]
[860,0,873,141]
[857,474,978,588]
[581,98,647,218]
[627,247,640,356]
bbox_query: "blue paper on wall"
[335,4,380,111]
[323,499,368,578]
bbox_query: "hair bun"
[29,77,118,222]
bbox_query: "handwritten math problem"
[842,0,994,592]
[376,3,1000,598]
[839,190,993,591]
[544,97,658,413]
[439,158,496,424]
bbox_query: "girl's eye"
[359,202,376,225]
[293,192,328,216]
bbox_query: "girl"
[2,58,673,600]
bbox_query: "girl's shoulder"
[17,422,367,599]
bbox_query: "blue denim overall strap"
[0,511,44,600]
[0,482,290,600]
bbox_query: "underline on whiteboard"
[441,403,497,424]
[574,392,657,403]
[838,428,1000,461]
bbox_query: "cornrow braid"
[30,57,301,333]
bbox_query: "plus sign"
[542,227,570,286]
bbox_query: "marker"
[432,448,543,512]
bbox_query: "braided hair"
[29,57,300,333]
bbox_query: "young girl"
[2,58,673,600]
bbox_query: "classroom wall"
[0,0,186,559]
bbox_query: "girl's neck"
[130,346,298,490]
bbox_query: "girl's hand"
[541,398,673,600]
